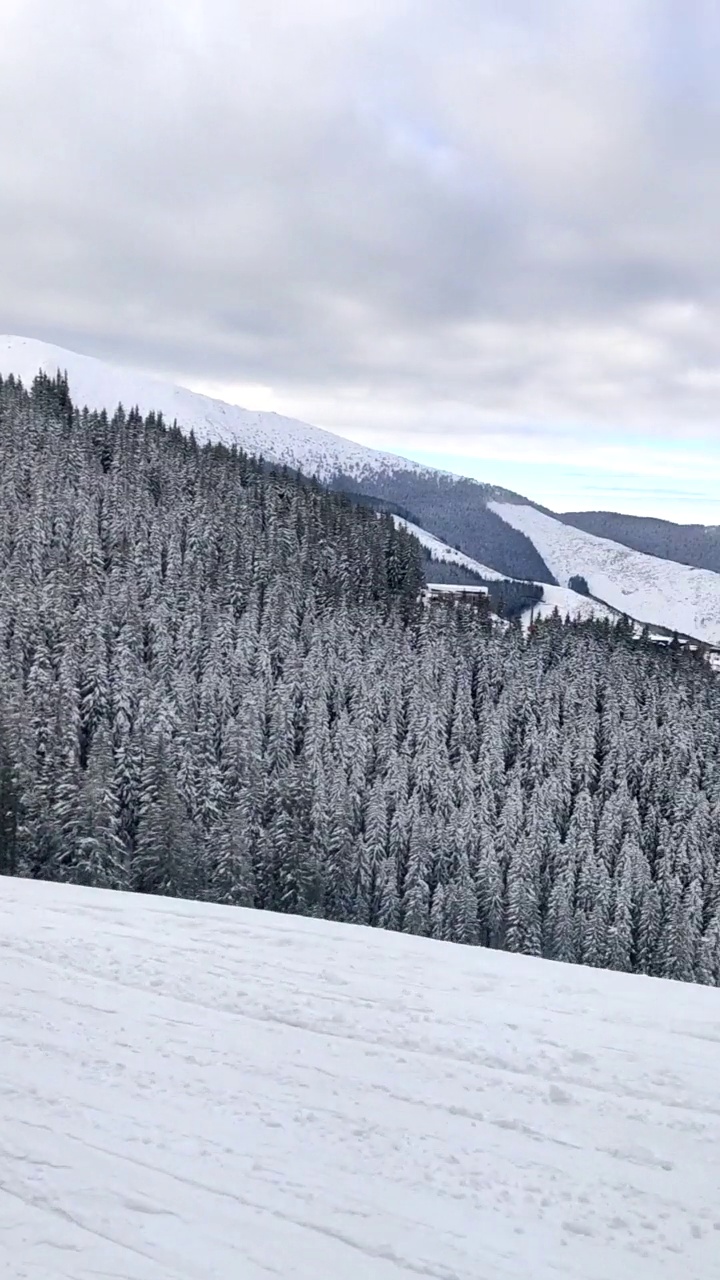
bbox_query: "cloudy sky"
[2,0,720,521]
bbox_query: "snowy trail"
[2,880,720,1279]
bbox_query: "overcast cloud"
[2,0,720,518]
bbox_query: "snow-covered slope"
[392,515,506,580]
[397,514,619,624]
[0,335,430,484]
[3,879,720,1280]
[491,501,720,645]
[531,581,619,626]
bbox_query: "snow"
[2,878,720,1280]
[0,335,433,485]
[490,501,720,646]
[531,582,620,627]
[396,515,618,626]
[392,515,506,580]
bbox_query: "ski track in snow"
[2,880,720,1279]
[491,502,720,646]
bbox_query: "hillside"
[561,511,720,576]
[0,335,424,484]
[0,335,552,583]
[392,514,506,580]
[3,877,720,1280]
[2,371,720,987]
[8,335,720,643]
[490,501,720,647]
[7,337,720,640]
[395,515,620,625]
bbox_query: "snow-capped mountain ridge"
[0,335,450,485]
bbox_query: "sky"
[2,0,720,522]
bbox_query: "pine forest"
[1,371,720,986]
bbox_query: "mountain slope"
[5,372,720,985]
[561,510,720,576]
[0,334,429,484]
[392,514,506,580]
[0,335,553,583]
[3,877,720,1280]
[394,515,620,624]
[491,500,720,645]
[5,334,720,637]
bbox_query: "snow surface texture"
[491,501,720,646]
[0,336,436,486]
[2,878,720,1280]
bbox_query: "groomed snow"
[2,879,719,1280]
[490,501,720,645]
[0,336,432,485]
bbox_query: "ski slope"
[0,335,430,484]
[397,515,618,625]
[2,879,719,1280]
[491,501,720,645]
[530,582,619,627]
[392,515,506,580]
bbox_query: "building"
[423,583,489,609]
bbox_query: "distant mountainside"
[393,515,620,625]
[561,510,720,575]
[330,469,552,583]
[3,334,720,642]
[492,501,720,645]
[0,335,551,583]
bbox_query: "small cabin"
[423,583,489,609]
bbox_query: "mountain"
[491,501,720,645]
[0,335,425,482]
[4,371,720,985]
[4,877,720,1280]
[3,335,720,643]
[561,509,720,576]
[0,335,553,583]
